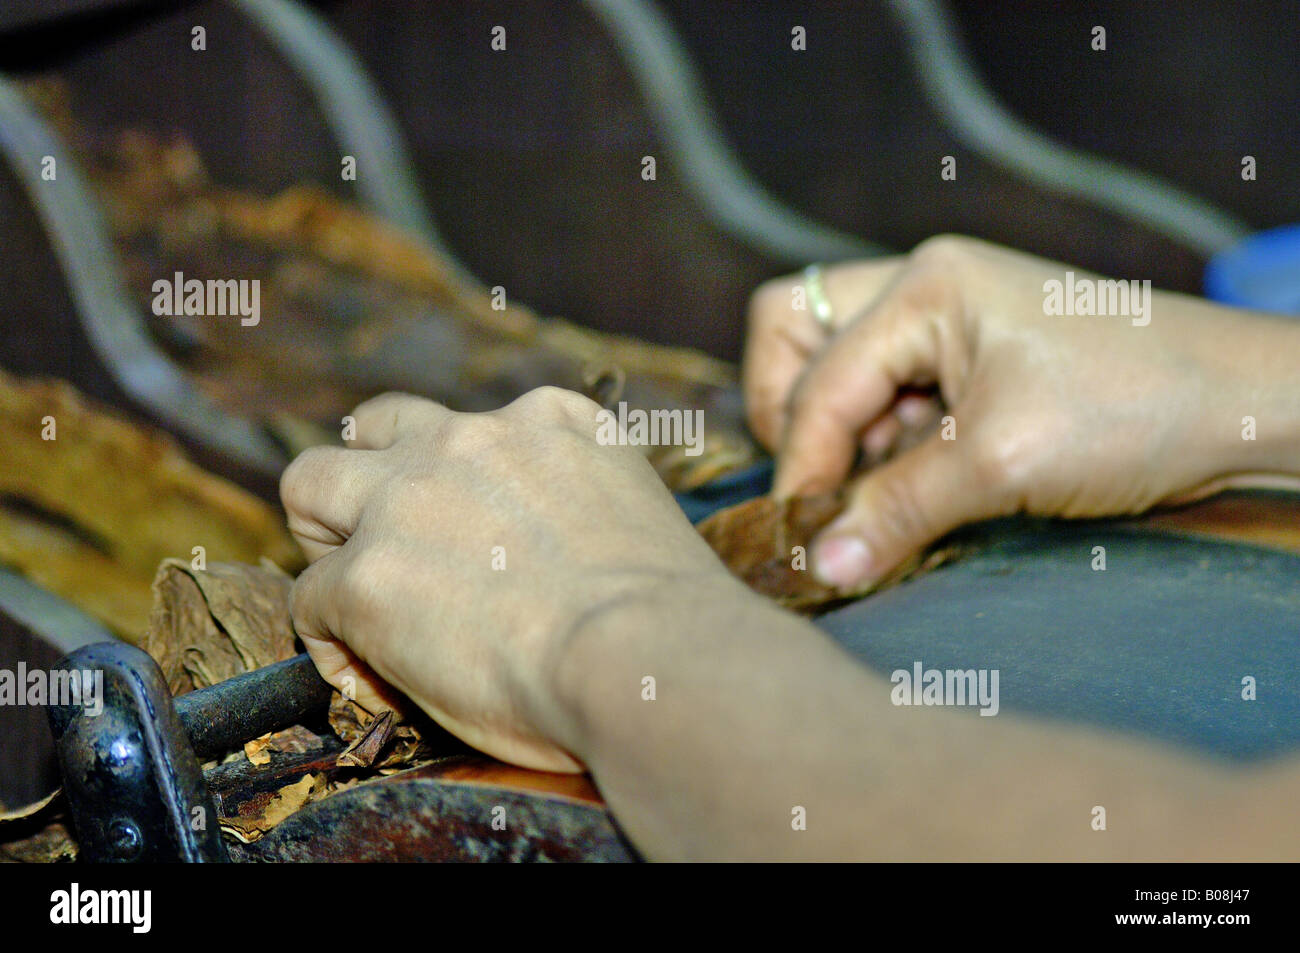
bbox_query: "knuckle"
[287,573,315,629]
[747,277,796,328]
[968,426,1034,494]
[280,446,339,506]
[515,385,600,423]
[412,405,512,464]
[339,547,393,620]
[911,233,969,269]
[352,390,420,419]
[436,414,494,457]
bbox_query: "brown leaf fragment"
[187,558,297,672]
[0,820,77,863]
[375,725,429,770]
[141,558,297,694]
[327,692,371,744]
[0,791,77,863]
[327,694,431,770]
[697,492,959,611]
[266,725,324,755]
[219,772,323,843]
[244,734,273,766]
[336,710,396,768]
[697,493,852,610]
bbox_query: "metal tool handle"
[176,653,334,761]
[48,642,333,862]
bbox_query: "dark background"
[2,0,1297,362]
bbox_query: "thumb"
[811,431,1002,590]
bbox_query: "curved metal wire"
[0,75,284,474]
[888,0,1250,257]
[584,0,885,263]
[229,0,476,280]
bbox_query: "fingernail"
[812,535,872,588]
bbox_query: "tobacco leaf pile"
[20,78,760,492]
[0,367,303,641]
[143,560,440,845]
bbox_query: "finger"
[811,433,1009,589]
[348,392,453,450]
[861,413,902,464]
[742,260,903,449]
[288,550,407,713]
[895,392,941,429]
[773,265,960,497]
[743,285,827,451]
[279,445,386,562]
[288,547,346,656]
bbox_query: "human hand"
[280,387,736,772]
[744,235,1277,590]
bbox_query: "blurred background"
[2,0,1296,365]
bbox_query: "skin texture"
[281,235,1300,860]
[744,235,1300,589]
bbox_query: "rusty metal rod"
[175,653,334,761]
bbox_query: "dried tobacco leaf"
[0,792,76,863]
[336,710,396,768]
[244,735,274,766]
[0,368,303,641]
[135,555,434,848]
[219,773,325,844]
[327,692,370,744]
[23,79,759,494]
[697,493,957,611]
[265,725,326,755]
[186,560,298,673]
[0,820,77,863]
[140,558,297,694]
[697,493,853,611]
[330,699,428,770]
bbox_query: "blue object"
[1204,223,1300,314]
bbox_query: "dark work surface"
[816,521,1300,763]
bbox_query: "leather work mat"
[815,518,1300,762]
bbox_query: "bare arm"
[280,235,1300,861]
[542,577,1300,861]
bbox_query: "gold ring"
[802,264,835,332]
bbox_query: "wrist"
[1214,312,1300,475]
[534,568,755,765]
[1171,298,1300,478]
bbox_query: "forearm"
[545,576,889,860]
[542,579,1300,861]
[1170,294,1300,476]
